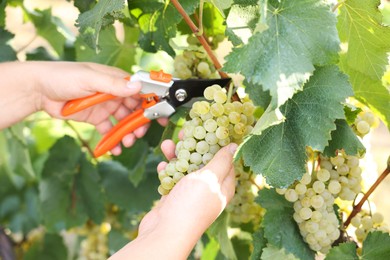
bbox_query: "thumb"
[87,74,142,98]
[202,143,238,181]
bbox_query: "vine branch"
[65,121,96,160]
[170,0,228,79]
[344,159,390,228]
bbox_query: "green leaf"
[325,242,358,260]
[341,65,390,128]
[39,136,105,231]
[242,66,352,187]
[26,47,57,61]
[24,233,68,260]
[113,139,149,187]
[208,211,237,260]
[344,105,363,125]
[361,231,390,259]
[225,2,259,46]
[251,228,267,260]
[73,0,96,13]
[128,0,199,56]
[257,189,314,260]
[323,119,365,157]
[261,244,299,260]
[0,0,6,27]
[224,0,340,108]
[76,25,138,71]
[76,0,125,50]
[0,28,17,62]
[108,228,129,254]
[337,0,390,128]
[24,8,67,56]
[208,0,233,14]
[99,160,160,212]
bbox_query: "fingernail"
[229,143,238,154]
[126,81,141,88]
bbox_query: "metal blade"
[167,78,231,107]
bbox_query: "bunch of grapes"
[353,110,378,137]
[173,37,218,79]
[351,210,389,243]
[76,223,110,260]
[320,153,363,201]
[157,85,256,195]
[226,163,263,224]
[277,169,340,254]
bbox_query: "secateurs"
[61,70,231,157]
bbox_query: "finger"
[85,73,142,98]
[110,145,122,156]
[201,143,238,182]
[222,168,236,203]
[124,97,142,110]
[157,117,169,127]
[85,62,129,78]
[133,124,149,138]
[113,104,132,121]
[178,130,184,140]
[161,139,176,160]
[157,161,168,173]
[122,133,136,148]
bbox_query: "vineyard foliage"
[0,0,390,259]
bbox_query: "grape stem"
[65,121,96,161]
[170,0,228,79]
[344,160,390,228]
[332,2,343,13]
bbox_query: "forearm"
[110,221,202,260]
[0,62,42,129]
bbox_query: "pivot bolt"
[175,89,187,102]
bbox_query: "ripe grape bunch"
[353,110,378,137]
[226,163,263,224]
[157,85,255,195]
[277,152,364,254]
[351,210,389,243]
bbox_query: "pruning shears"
[61,70,231,157]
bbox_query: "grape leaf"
[208,211,237,260]
[337,0,390,127]
[261,245,299,260]
[325,242,358,260]
[39,136,105,231]
[99,160,160,212]
[127,0,199,56]
[361,231,390,259]
[323,119,365,157]
[24,233,68,260]
[113,139,149,187]
[73,0,96,13]
[250,228,267,260]
[341,65,390,128]
[242,66,352,187]
[224,0,340,108]
[257,189,314,260]
[0,0,6,27]
[0,28,17,62]
[76,25,138,72]
[76,0,125,51]
[24,8,67,57]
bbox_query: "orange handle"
[61,93,116,116]
[93,109,151,157]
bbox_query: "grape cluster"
[173,36,219,79]
[76,223,110,260]
[157,85,255,195]
[351,210,389,243]
[320,153,363,201]
[226,163,263,224]
[277,169,340,254]
[353,110,378,137]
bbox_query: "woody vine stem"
[344,159,390,228]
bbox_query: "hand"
[111,141,237,260]
[0,61,167,155]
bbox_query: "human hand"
[32,61,167,155]
[111,140,237,260]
